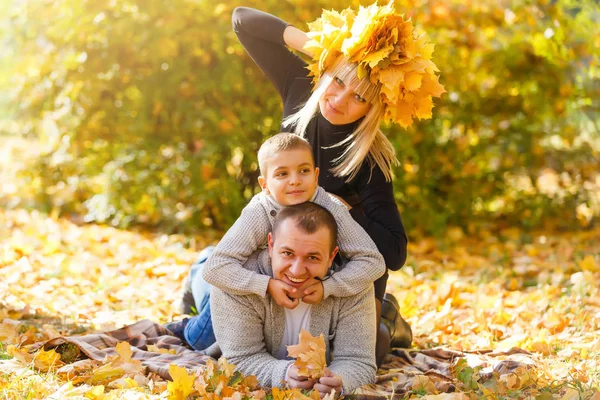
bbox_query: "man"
[211,202,377,397]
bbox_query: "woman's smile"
[326,100,343,115]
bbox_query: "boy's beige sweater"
[202,186,385,299]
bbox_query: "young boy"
[174,133,384,350]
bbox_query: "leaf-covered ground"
[1,208,599,399]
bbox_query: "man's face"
[268,218,338,294]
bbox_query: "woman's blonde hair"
[283,56,398,182]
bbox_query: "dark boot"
[179,274,196,315]
[164,318,190,344]
[376,321,391,367]
[381,293,412,349]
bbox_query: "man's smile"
[285,274,308,284]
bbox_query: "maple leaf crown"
[304,0,446,128]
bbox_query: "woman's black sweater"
[232,7,408,273]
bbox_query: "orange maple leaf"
[286,329,327,379]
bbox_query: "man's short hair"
[272,202,338,252]
[258,132,314,176]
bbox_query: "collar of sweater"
[261,186,322,211]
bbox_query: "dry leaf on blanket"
[89,341,145,384]
[147,344,177,354]
[412,375,438,394]
[167,364,195,400]
[287,329,326,379]
[113,341,144,374]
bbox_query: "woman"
[175,2,444,366]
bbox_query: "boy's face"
[258,148,319,206]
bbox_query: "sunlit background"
[0,0,598,238]
[1,1,600,398]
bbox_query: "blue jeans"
[184,247,216,350]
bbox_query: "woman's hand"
[327,193,352,210]
[314,368,343,398]
[283,26,312,56]
[287,365,316,390]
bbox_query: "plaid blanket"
[351,347,535,399]
[37,320,535,397]
[37,319,212,379]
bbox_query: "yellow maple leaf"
[167,364,195,400]
[33,347,65,372]
[392,98,415,128]
[9,346,65,372]
[113,341,145,374]
[414,94,434,120]
[420,74,446,98]
[115,341,133,360]
[404,71,423,92]
[418,40,435,60]
[287,329,327,379]
[341,2,384,56]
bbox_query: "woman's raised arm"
[283,26,311,56]
[232,7,307,99]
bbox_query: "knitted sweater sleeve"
[312,188,385,298]
[232,7,306,101]
[328,287,378,393]
[211,287,294,387]
[202,197,272,296]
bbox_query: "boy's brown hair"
[258,133,314,175]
